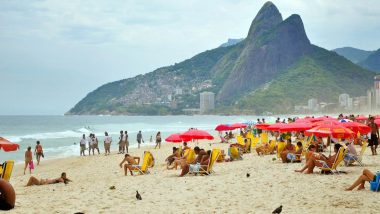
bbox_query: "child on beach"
[24,146,33,175]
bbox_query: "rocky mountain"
[67,1,375,115]
[333,47,374,63]
[359,49,380,72]
[219,38,244,48]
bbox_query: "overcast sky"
[1,0,379,115]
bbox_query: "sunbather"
[0,179,15,210]
[283,141,303,163]
[345,169,376,191]
[119,154,140,176]
[280,139,296,163]
[295,144,342,174]
[26,172,72,186]
[306,144,316,162]
[256,140,274,155]
[165,147,181,169]
[344,141,357,166]
[189,147,207,173]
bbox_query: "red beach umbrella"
[0,137,20,152]
[265,123,287,131]
[180,129,214,141]
[294,118,312,123]
[305,124,355,138]
[255,123,270,129]
[279,123,313,132]
[165,133,191,143]
[229,123,247,130]
[374,119,380,126]
[312,120,340,127]
[340,122,371,135]
[215,124,232,131]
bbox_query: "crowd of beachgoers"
[1,113,379,212]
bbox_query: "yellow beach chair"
[318,147,346,174]
[346,141,368,166]
[228,146,242,160]
[236,135,244,146]
[184,149,196,164]
[132,152,152,175]
[263,140,276,155]
[250,136,260,149]
[277,141,286,158]
[0,160,15,182]
[193,149,220,175]
[261,133,269,144]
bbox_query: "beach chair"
[317,147,346,175]
[132,152,152,175]
[0,161,15,182]
[228,146,242,161]
[277,141,286,158]
[236,135,244,146]
[262,140,276,155]
[184,149,196,164]
[250,136,260,149]
[193,149,220,175]
[260,133,269,145]
[345,141,368,166]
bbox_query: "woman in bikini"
[26,172,72,186]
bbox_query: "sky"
[1,0,380,115]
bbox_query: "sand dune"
[6,140,380,213]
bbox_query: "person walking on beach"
[104,132,112,155]
[24,146,33,175]
[137,131,143,149]
[118,131,124,154]
[80,134,86,156]
[124,131,129,153]
[155,131,162,149]
[87,134,93,156]
[34,141,44,165]
[368,117,379,155]
[92,134,100,155]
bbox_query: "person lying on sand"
[26,172,72,186]
[295,144,342,174]
[119,154,140,176]
[345,168,376,191]
[0,179,15,210]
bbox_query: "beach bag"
[370,172,380,192]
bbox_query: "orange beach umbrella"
[0,137,20,152]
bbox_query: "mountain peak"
[247,1,283,40]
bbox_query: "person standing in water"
[104,132,112,155]
[80,134,86,156]
[24,146,33,175]
[137,131,143,149]
[155,131,162,149]
[34,141,43,165]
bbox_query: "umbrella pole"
[329,134,332,156]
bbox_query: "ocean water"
[0,115,281,163]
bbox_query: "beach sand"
[6,140,380,214]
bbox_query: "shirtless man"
[295,144,342,174]
[26,172,72,186]
[119,154,141,176]
[189,147,207,173]
[280,139,296,163]
[34,141,43,165]
[345,168,376,191]
[24,146,33,175]
[368,117,379,155]
[0,179,15,210]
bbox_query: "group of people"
[23,141,44,175]
[78,130,164,156]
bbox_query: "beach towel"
[28,160,34,170]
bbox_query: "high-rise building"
[200,92,215,113]
[374,75,380,108]
[338,93,350,108]
[367,88,376,111]
[308,98,318,111]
